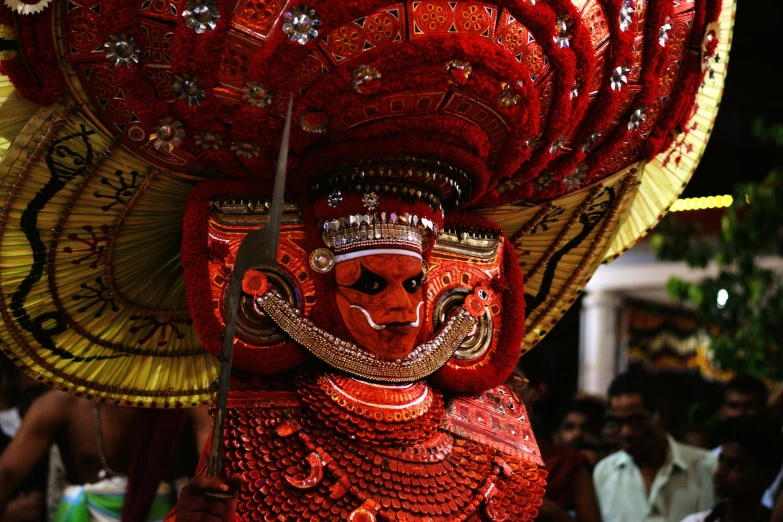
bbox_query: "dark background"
[682,1,783,197]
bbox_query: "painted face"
[334,254,424,360]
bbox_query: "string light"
[669,195,733,212]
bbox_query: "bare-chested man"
[0,391,211,522]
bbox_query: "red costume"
[0,0,732,519]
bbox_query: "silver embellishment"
[309,248,335,273]
[150,118,185,152]
[282,5,321,45]
[533,172,555,192]
[327,190,342,208]
[193,131,222,150]
[321,213,437,254]
[103,34,140,69]
[570,80,580,100]
[362,192,380,211]
[659,18,672,47]
[242,81,273,108]
[553,15,571,49]
[582,132,602,153]
[619,1,636,32]
[182,0,220,34]
[610,65,630,91]
[4,0,52,15]
[564,163,588,190]
[549,135,567,155]
[628,106,647,131]
[173,74,205,106]
[352,65,382,94]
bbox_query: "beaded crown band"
[321,212,438,257]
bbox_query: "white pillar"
[578,290,623,396]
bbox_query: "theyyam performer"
[0,0,733,519]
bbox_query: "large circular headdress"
[0,0,733,406]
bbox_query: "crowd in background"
[513,347,783,522]
[1,348,783,522]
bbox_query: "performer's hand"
[175,476,241,522]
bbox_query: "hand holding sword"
[176,96,294,515]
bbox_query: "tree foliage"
[651,170,783,380]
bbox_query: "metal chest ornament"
[0,0,733,520]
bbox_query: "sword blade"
[207,95,294,479]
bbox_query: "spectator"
[0,354,46,522]
[593,370,716,522]
[719,374,768,420]
[0,391,209,522]
[681,416,783,522]
[510,349,602,522]
[713,374,781,511]
[554,397,605,466]
[598,415,622,460]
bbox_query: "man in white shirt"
[593,371,717,522]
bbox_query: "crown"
[321,212,438,258]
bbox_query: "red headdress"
[0,0,731,404]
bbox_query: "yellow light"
[669,194,734,212]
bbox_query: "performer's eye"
[348,266,387,295]
[403,273,423,294]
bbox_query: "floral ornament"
[499,82,523,108]
[173,74,205,106]
[582,132,602,153]
[298,109,329,133]
[282,5,321,45]
[564,163,588,191]
[553,15,571,49]
[231,142,261,159]
[619,1,636,32]
[445,60,472,85]
[0,24,16,62]
[533,172,555,192]
[327,190,343,208]
[628,107,647,131]
[182,0,220,34]
[659,18,672,47]
[193,131,223,150]
[103,34,140,69]
[549,135,567,155]
[351,65,381,94]
[362,192,380,211]
[610,65,630,91]
[4,0,51,15]
[150,118,185,152]
[242,82,273,108]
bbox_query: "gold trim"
[257,291,476,382]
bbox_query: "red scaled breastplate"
[220,374,546,521]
